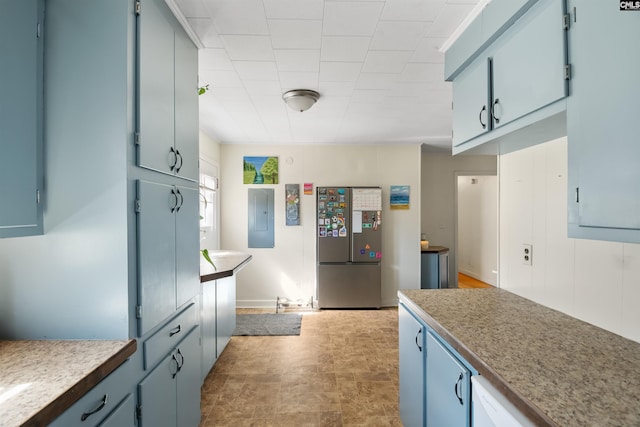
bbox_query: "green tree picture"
[243,156,279,184]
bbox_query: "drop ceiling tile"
[221,35,275,61]
[187,18,223,47]
[274,49,321,72]
[243,80,283,95]
[362,51,413,73]
[199,48,234,70]
[279,71,320,91]
[401,63,443,82]
[269,20,322,49]
[428,3,475,38]
[355,72,398,90]
[380,0,444,22]
[318,81,357,96]
[234,61,280,81]
[370,21,428,51]
[175,0,209,18]
[350,89,387,103]
[210,0,269,35]
[199,69,243,88]
[319,62,363,82]
[411,36,447,63]
[323,2,385,36]
[321,36,371,62]
[263,0,324,19]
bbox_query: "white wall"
[219,144,422,307]
[499,137,640,343]
[457,175,498,286]
[421,153,497,286]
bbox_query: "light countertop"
[399,288,640,427]
[0,339,136,427]
[200,250,252,283]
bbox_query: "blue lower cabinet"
[138,326,201,427]
[426,332,471,427]
[398,302,426,427]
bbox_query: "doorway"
[199,157,220,251]
[455,173,498,288]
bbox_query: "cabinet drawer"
[49,359,133,427]
[144,302,198,370]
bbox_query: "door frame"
[453,170,499,288]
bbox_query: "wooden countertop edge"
[22,339,137,427]
[398,292,558,427]
[200,254,253,283]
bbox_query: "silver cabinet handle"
[169,147,178,171]
[491,98,501,124]
[81,394,108,421]
[454,373,464,405]
[175,149,183,173]
[479,105,487,129]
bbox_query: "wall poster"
[390,185,410,209]
[285,184,300,226]
[243,156,279,184]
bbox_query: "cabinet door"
[0,0,43,237]
[98,394,135,427]
[138,352,178,427]
[175,185,200,308]
[398,303,425,427]
[491,0,567,128]
[137,0,175,175]
[426,332,471,427]
[452,56,491,146]
[568,1,640,232]
[137,180,177,335]
[216,276,236,358]
[201,280,217,379]
[176,326,202,427]
[174,28,199,182]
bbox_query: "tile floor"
[200,308,401,426]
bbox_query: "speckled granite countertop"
[200,250,252,283]
[399,288,640,427]
[0,339,136,427]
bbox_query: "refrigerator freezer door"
[317,187,350,263]
[318,263,381,308]
[351,210,382,263]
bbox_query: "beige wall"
[421,153,497,285]
[499,137,640,343]
[219,143,422,307]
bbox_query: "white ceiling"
[169,0,481,150]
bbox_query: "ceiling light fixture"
[282,89,320,112]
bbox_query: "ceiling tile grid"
[172,0,479,147]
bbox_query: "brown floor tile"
[200,308,399,426]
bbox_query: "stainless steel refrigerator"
[317,186,382,308]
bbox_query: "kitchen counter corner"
[0,339,136,427]
[398,288,640,427]
[200,250,252,283]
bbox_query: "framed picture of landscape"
[243,156,279,184]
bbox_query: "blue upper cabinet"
[137,0,198,182]
[449,0,569,153]
[0,0,44,238]
[491,0,568,129]
[566,1,640,242]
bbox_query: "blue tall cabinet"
[0,0,44,238]
[27,0,202,425]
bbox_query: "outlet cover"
[523,244,533,266]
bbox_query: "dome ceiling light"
[282,89,320,112]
